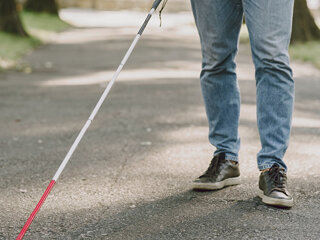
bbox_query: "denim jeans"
[191,0,295,171]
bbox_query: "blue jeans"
[191,0,294,171]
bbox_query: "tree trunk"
[291,0,320,43]
[0,0,28,36]
[24,0,59,15]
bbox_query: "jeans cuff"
[214,150,238,161]
[215,153,238,162]
[225,154,238,162]
[258,163,287,172]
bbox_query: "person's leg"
[243,0,294,207]
[191,0,243,190]
[243,0,295,171]
[191,0,243,161]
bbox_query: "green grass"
[21,11,70,39]
[0,32,39,69]
[0,11,69,70]
[289,41,320,69]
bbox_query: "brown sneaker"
[192,153,241,190]
[258,164,293,208]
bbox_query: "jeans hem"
[258,163,287,172]
[214,152,238,162]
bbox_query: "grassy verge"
[289,41,320,69]
[21,11,70,40]
[0,11,69,70]
[0,32,39,69]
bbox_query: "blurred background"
[0,0,320,71]
[1,1,320,239]
[0,0,320,70]
[56,0,190,11]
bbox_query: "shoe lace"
[268,164,286,192]
[200,156,220,178]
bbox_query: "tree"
[24,0,59,15]
[0,0,28,36]
[291,0,320,43]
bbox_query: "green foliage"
[21,11,69,34]
[290,41,320,69]
[0,32,39,60]
[0,11,69,70]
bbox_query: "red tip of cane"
[16,180,56,240]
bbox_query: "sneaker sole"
[258,189,293,208]
[192,176,241,190]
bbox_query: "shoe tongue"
[218,152,226,161]
[270,164,286,174]
[270,164,284,173]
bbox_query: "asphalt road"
[1,10,320,240]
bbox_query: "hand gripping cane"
[16,0,164,239]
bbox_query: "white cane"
[16,0,164,239]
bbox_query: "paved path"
[1,10,320,240]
